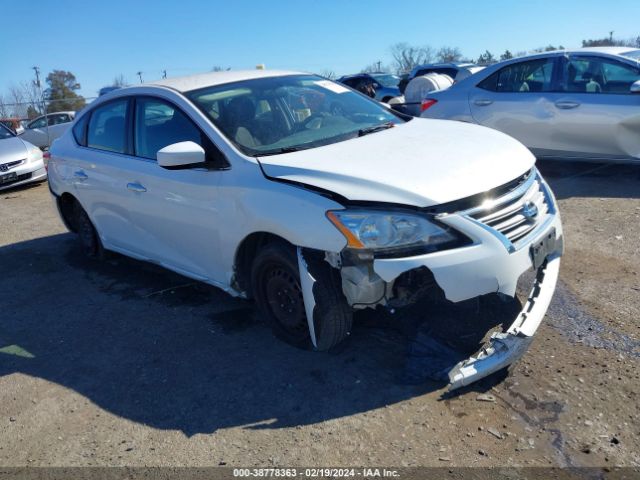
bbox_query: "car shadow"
[0,233,521,436]
[536,160,640,200]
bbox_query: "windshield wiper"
[358,122,394,137]
[256,146,305,156]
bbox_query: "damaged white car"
[48,70,563,389]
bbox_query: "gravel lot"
[1,161,639,469]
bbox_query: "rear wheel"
[251,242,352,350]
[74,202,102,258]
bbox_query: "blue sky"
[1,0,638,98]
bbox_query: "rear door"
[76,98,151,256]
[550,54,640,160]
[468,56,562,153]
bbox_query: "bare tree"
[0,94,9,118]
[390,43,434,74]
[436,46,463,63]
[500,50,514,61]
[8,85,26,117]
[361,62,388,73]
[477,50,496,65]
[319,69,337,80]
[112,74,127,87]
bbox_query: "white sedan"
[20,111,76,149]
[48,70,563,389]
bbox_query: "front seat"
[583,72,602,93]
[224,97,260,148]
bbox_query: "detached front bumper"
[370,171,563,388]
[447,255,560,390]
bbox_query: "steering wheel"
[301,113,325,129]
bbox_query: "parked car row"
[334,47,639,163]
[47,69,564,389]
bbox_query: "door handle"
[555,101,580,109]
[474,99,493,106]
[126,182,147,193]
[73,170,88,180]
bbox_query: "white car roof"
[150,69,305,93]
[571,46,638,55]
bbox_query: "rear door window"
[479,58,555,92]
[87,99,129,153]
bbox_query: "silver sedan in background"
[0,122,46,190]
[421,47,640,163]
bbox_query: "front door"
[549,54,640,160]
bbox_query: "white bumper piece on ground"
[447,255,560,390]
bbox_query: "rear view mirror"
[631,80,640,93]
[157,141,205,168]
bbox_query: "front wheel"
[251,242,352,351]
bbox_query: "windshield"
[186,74,405,156]
[371,74,400,87]
[0,123,15,140]
[621,49,640,60]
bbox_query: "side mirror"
[157,141,205,168]
[631,80,640,93]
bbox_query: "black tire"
[251,242,352,351]
[74,202,103,258]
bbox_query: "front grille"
[462,170,554,251]
[0,159,25,171]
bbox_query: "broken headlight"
[327,209,462,256]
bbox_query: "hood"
[0,136,30,163]
[258,118,535,208]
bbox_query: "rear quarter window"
[87,100,128,153]
[72,114,89,146]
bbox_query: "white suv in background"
[48,70,563,389]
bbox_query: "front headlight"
[327,209,459,254]
[28,146,43,162]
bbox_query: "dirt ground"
[0,161,639,470]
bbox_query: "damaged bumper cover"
[370,172,563,389]
[447,255,560,390]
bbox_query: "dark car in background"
[337,73,401,102]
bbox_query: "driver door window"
[563,56,640,94]
[134,97,226,166]
[134,98,204,160]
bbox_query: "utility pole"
[137,71,144,83]
[32,66,41,89]
[33,66,50,147]
[32,66,44,115]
